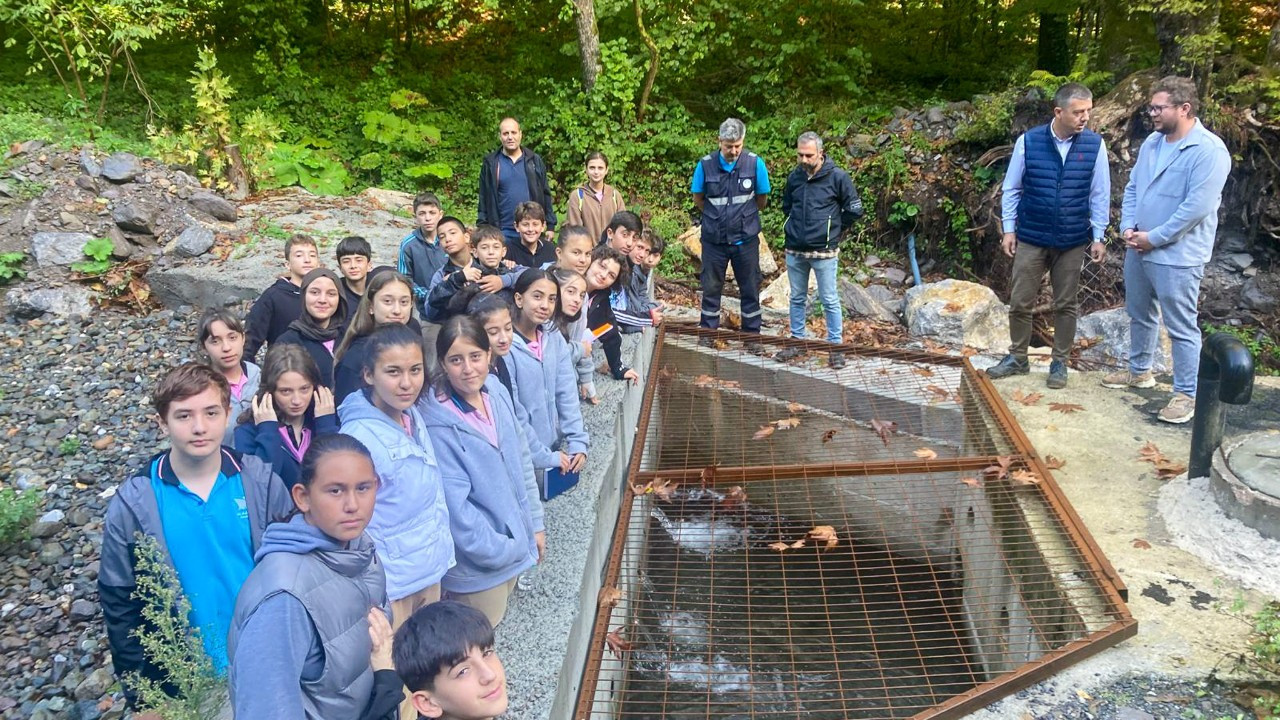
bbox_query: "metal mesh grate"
[575,325,1136,720]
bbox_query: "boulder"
[111,201,155,234]
[107,227,134,260]
[173,225,215,258]
[880,267,908,285]
[31,231,94,266]
[361,187,414,213]
[904,279,1011,351]
[839,278,900,324]
[101,152,141,183]
[1075,308,1173,373]
[1220,252,1253,271]
[188,191,238,222]
[679,225,778,278]
[5,286,96,318]
[79,147,102,178]
[925,106,946,124]
[1240,275,1279,313]
[73,667,113,701]
[760,272,803,311]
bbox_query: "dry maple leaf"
[914,447,938,460]
[960,476,983,488]
[822,429,839,444]
[787,402,804,414]
[753,425,776,440]
[605,629,633,655]
[925,384,952,401]
[633,478,679,501]
[1009,469,1042,486]
[1138,441,1165,463]
[982,455,1014,480]
[1153,459,1187,479]
[1043,455,1066,469]
[692,374,715,388]
[789,539,807,549]
[598,586,623,608]
[1048,402,1085,414]
[807,525,839,550]
[1011,389,1044,406]
[1132,538,1152,550]
[871,418,898,447]
[773,417,801,430]
[719,486,748,509]
[911,366,935,378]
[768,541,791,552]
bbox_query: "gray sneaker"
[986,354,1029,379]
[1158,393,1195,424]
[1046,360,1068,389]
[1101,369,1157,389]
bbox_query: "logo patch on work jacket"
[742,179,753,190]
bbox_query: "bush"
[0,487,41,547]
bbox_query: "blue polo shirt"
[496,152,532,240]
[150,448,255,673]
[690,152,771,195]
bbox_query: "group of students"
[97,181,669,720]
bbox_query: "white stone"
[1075,307,1173,372]
[30,232,94,266]
[904,278,1010,351]
[5,286,96,318]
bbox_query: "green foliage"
[71,237,115,275]
[0,487,41,548]
[1024,52,1115,99]
[954,86,1018,145]
[58,436,81,456]
[129,534,227,719]
[0,252,28,284]
[356,90,452,185]
[1223,72,1280,119]
[1202,323,1280,376]
[888,200,920,227]
[939,196,975,269]
[972,165,999,186]
[1248,601,1280,719]
[260,141,350,195]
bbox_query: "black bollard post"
[1188,333,1255,478]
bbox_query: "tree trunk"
[1037,11,1072,75]
[1267,1,1280,68]
[1154,0,1220,94]
[634,0,659,122]
[572,0,601,93]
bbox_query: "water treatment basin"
[1211,431,1280,541]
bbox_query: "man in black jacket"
[778,131,863,368]
[477,118,557,244]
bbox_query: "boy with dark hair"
[601,210,642,255]
[394,601,508,720]
[99,363,294,707]
[335,235,373,322]
[399,193,449,313]
[613,228,665,333]
[506,201,557,269]
[244,234,319,361]
[426,223,521,321]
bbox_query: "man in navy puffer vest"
[988,83,1111,389]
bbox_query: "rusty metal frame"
[572,324,1136,720]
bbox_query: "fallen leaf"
[1049,402,1085,414]
[773,417,801,430]
[1076,689,1093,702]
[1138,441,1165,463]
[1011,389,1043,406]
[982,455,1014,480]
[719,486,748,509]
[713,339,731,350]
[789,539,807,549]
[871,418,898,447]
[768,541,791,552]
[943,301,964,313]
[632,478,679,501]
[925,384,952,401]
[1153,458,1187,479]
[657,365,676,380]
[960,346,979,357]
[960,476,983,488]
[1043,455,1066,469]
[1132,538,1152,550]
[821,429,838,444]
[692,374,715,388]
[911,366,935,378]
[787,402,804,414]
[605,629,633,655]
[5,428,17,438]
[598,586,623,608]
[753,425,776,440]
[914,447,938,460]
[807,525,839,550]
[1010,469,1042,486]
[91,435,114,451]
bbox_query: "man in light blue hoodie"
[1104,75,1231,424]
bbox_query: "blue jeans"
[785,253,842,344]
[1123,250,1204,395]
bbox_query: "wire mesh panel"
[575,325,1135,720]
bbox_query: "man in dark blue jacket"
[477,118,557,244]
[777,132,863,368]
[988,82,1110,389]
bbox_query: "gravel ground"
[998,673,1253,719]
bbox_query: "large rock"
[1075,308,1173,373]
[360,187,414,213]
[173,225,215,258]
[31,232,94,266]
[101,153,141,183]
[73,667,114,701]
[189,191,238,222]
[79,147,102,178]
[145,265,259,309]
[759,271,804,311]
[1240,275,1279,313]
[904,279,1010,351]
[679,225,778,278]
[839,277,900,324]
[111,201,155,234]
[5,286,96,318]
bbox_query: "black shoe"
[1047,360,1068,389]
[829,351,847,370]
[775,346,805,362]
[985,354,1029,379]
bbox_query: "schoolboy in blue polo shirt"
[99,363,294,708]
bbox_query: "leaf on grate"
[605,629,633,655]
[960,476,983,488]
[713,339,731,350]
[1010,469,1042,486]
[773,417,801,430]
[692,374,715,388]
[871,418,898,447]
[807,525,839,550]
[632,478,679,501]
[983,455,1014,480]
[693,374,740,390]
[914,447,938,460]
[598,586,623,608]
[1043,455,1067,469]
[1132,538,1152,550]
[790,538,807,549]
[787,402,804,414]
[657,364,676,380]
[1011,389,1044,406]
[1049,402,1085,414]
[911,366,935,378]
[822,429,838,444]
[1154,458,1187,479]
[768,541,791,552]
[719,486,748,509]
[960,346,979,357]
[925,384,953,402]
[753,425,776,440]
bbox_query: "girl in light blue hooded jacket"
[505,269,589,476]
[420,315,544,627]
[338,324,454,633]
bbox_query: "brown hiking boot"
[1101,369,1156,389]
[1157,393,1195,424]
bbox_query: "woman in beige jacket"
[565,151,626,242]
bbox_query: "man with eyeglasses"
[776,131,864,369]
[988,82,1110,390]
[1102,76,1232,424]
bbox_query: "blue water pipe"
[906,233,922,286]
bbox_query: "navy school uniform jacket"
[234,413,339,488]
[398,229,450,314]
[274,330,337,390]
[425,259,525,323]
[332,317,423,405]
[244,277,302,362]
